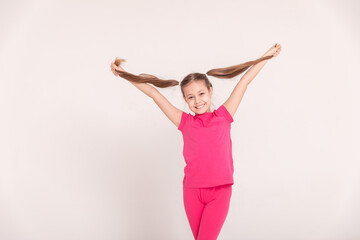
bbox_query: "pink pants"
[183,184,232,240]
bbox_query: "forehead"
[184,81,207,95]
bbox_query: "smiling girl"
[110,43,282,240]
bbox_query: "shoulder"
[178,111,194,131]
[215,105,234,123]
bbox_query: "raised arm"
[110,61,182,128]
[223,44,282,118]
[127,81,183,129]
[151,89,183,128]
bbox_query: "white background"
[1,0,359,239]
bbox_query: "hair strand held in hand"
[206,55,273,78]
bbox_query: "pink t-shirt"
[178,105,234,188]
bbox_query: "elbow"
[240,79,249,87]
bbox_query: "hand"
[264,43,282,58]
[110,57,126,76]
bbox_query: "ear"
[209,86,213,96]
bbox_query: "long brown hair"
[114,55,273,97]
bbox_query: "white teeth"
[195,104,205,109]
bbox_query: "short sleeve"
[178,111,188,131]
[216,105,234,123]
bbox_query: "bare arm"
[223,53,269,117]
[110,61,182,128]
[126,81,183,128]
[223,43,282,118]
[241,52,270,86]
[151,89,183,128]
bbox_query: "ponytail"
[114,58,179,88]
[206,55,273,78]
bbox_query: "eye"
[200,93,204,95]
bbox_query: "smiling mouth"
[195,104,205,109]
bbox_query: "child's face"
[183,81,213,115]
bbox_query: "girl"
[110,43,282,240]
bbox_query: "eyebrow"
[186,90,204,98]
